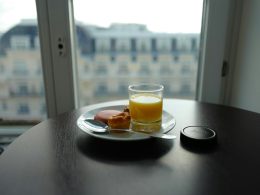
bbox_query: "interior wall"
[229,0,260,113]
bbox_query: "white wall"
[229,0,260,113]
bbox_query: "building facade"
[0,21,199,120]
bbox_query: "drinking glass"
[128,83,164,133]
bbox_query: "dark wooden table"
[1,99,260,195]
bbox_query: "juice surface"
[129,93,163,123]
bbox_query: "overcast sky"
[0,0,203,33]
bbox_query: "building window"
[180,83,192,96]
[171,38,177,52]
[120,44,126,51]
[151,38,157,52]
[140,42,147,52]
[162,44,167,51]
[110,55,116,62]
[160,66,172,75]
[13,60,28,75]
[95,65,107,75]
[117,38,129,52]
[95,84,108,95]
[153,55,158,62]
[110,38,116,52]
[36,61,42,75]
[84,64,89,73]
[91,38,96,53]
[139,65,150,75]
[179,39,189,51]
[118,84,128,94]
[181,66,191,75]
[194,54,199,61]
[34,36,40,49]
[118,64,129,74]
[131,38,137,52]
[174,55,179,62]
[1,102,8,111]
[18,84,29,96]
[11,36,31,50]
[161,83,171,96]
[191,38,197,51]
[17,103,30,115]
[131,55,137,62]
[97,39,109,52]
[137,39,151,52]
[40,84,45,95]
[40,103,46,115]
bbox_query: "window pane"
[0,0,46,137]
[73,0,203,106]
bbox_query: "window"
[118,64,129,74]
[117,38,130,52]
[40,103,46,115]
[174,55,179,62]
[34,36,40,49]
[13,60,28,75]
[110,55,116,62]
[110,38,116,52]
[34,0,234,117]
[160,65,172,75]
[84,64,89,73]
[131,55,137,62]
[131,39,137,52]
[153,55,158,62]
[96,38,110,52]
[90,38,96,54]
[180,83,192,96]
[1,102,8,111]
[40,84,45,95]
[95,84,108,96]
[178,37,190,51]
[72,0,204,106]
[17,103,30,115]
[139,64,151,76]
[18,84,29,96]
[151,38,157,52]
[11,36,30,50]
[118,83,128,94]
[0,0,46,126]
[171,38,177,52]
[95,65,107,75]
[36,63,42,75]
[138,39,150,52]
[0,0,236,137]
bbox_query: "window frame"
[35,0,79,118]
[196,0,243,104]
[36,0,239,118]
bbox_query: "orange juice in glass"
[128,84,164,133]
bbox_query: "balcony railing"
[9,90,44,97]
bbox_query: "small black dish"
[180,126,217,147]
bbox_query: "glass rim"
[128,83,164,93]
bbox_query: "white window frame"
[35,0,240,118]
[197,0,243,104]
[35,0,79,118]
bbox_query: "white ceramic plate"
[77,104,176,141]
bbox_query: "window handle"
[221,60,229,77]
